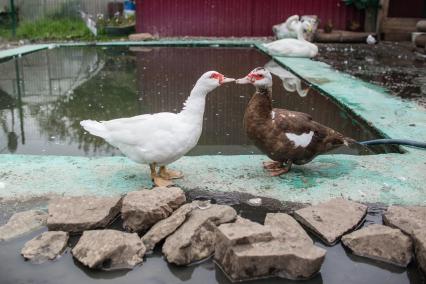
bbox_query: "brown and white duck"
[236,67,354,176]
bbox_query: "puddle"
[0,46,398,156]
[0,191,424,284]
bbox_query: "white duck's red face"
[198,71,235,90]
[236,67,272,88]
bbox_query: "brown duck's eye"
[251,74,264,80]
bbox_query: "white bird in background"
[366,35,376,45]
[272,15,318,42]
[263,20,318,58]
[80,71,234,187]
[272,15,300,39]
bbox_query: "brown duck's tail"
[342,137,357,147]
[324,135,356,148]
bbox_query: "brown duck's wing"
[273,108,352,149]
[273,108,312,121]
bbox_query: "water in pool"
[0,46,397,156]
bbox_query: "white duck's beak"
[221,77,235,84]
[235,76,252,84]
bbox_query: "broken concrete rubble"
[0,210,48,241]
[162,204,237,265]
[294,198,367,245]
[412,229,426,274]
[72,229,146,269]
[121,187,186,232]
[383,206,426,237]
[215,216,326,281]
[342,224,413,267]
[47,196,122,232]
[21,231,69,264]
[142,203,194,252]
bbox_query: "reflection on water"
[0,46,396,156]
[265,60,309,97]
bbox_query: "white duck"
[80,71,234,187]
[264,20,318,58]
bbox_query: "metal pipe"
[360,139,426,149]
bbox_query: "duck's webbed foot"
[159,166,184,180]
[268,160,293,176]
[153,176,173,187]
[150,163,173,187]
[263,161,282,170]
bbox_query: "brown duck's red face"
[236,67,273,88]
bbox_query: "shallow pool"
[0,46,397,156]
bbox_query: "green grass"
[16,17,94,40]
[0,17,124,41]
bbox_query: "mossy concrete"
[0,153,424,205]
[0,40,425,205]
[0,44,54,60]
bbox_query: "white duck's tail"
[80,120,109,139]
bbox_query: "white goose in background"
[272,15,300,39]
[81,71,234,187]
[264,20,318,58]
[264,60,310,97]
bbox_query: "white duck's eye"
[210,73,220,79]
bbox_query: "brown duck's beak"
[235,76,252,84]
[221,77,235,84]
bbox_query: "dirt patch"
[315,42,426,108]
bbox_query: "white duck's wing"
[267,39,304,52]
[101,114,153,130]
[103,112,180,146]
[267,39,314,57]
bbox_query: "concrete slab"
[0,44,53,60]
[0,153,424,205]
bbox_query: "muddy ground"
[316,41,426,108]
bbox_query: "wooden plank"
[382,17,422,33]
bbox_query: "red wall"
[136,0,364,37]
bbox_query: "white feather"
[80,120,109,139]
[285,131,314,148]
